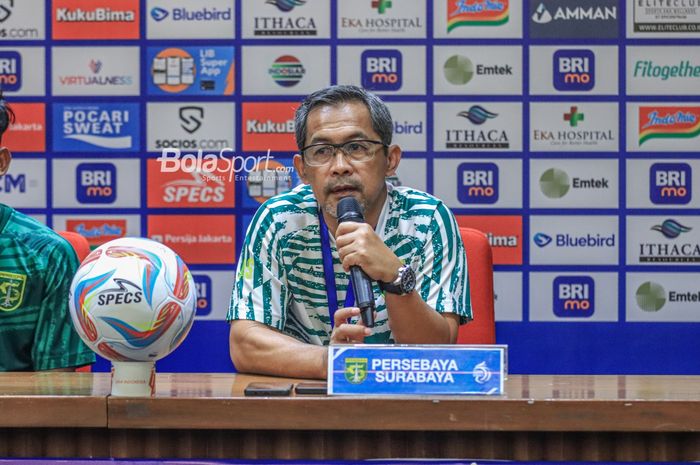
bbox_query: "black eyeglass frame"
[300,139,389,166]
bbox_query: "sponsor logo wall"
[1,0,696,375]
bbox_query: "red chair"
[456,227,496,344]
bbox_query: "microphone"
[337,196,375,328]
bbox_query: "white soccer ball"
[68,237,196,362]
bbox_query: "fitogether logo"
[447,0,509,32]
[633,59,700,81]
[639,106,700,146]
[361,49,401,91]
[269,55,305,87]
[650,162,692,205]
[553,276,595,317]
[553,49,595,91]
[443,55,474,85]
[635,281,666,312]
[651,219,692,239]
[539,168,569,198]
[457,162,498,204]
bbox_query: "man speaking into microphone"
[227,85,471,379]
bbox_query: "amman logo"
[0,271,26,312]
[345,357,368,384]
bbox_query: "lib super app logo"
[553,49,595,91]
[650,163,692,205]
[553,276,595,318]
[457,162,498,204]
[361,49,401,91]
[148,46,234,96]
[0,50,20,91]
[76,163,116,204]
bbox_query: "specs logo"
[457,163,498,204]
[553,276,594,317]
[650,163,692,205]
[533,232,552,247]
[361,49,402,91]
[553,49,595,91]
[179,106,204,134]
[76,163,116,204]
[0,51,20,92]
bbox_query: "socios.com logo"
[533,232,552,247]
[193,274,212,317]
[553,276,595,317]
[444,55,474,85]
[0,51,21,92]
[76,163,116,204]
[361,49,402,91]
[269,55,305,87]
[457,162,498,204]
[539,168,570,198]
[553,49,595,91]
[650,162,692,205]
[0,0,13,23]
[635,281,666,312]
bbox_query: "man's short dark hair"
[294,85,393,151]
[0,91,15,144]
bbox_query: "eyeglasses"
[300,139,388,167]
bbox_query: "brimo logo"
[157,148,294,182]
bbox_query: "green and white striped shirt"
[228,183,471,345]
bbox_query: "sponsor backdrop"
[1,0,698,374]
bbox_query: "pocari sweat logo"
[0,50,20,92]
[76,163,116,204]
[457,162,498,204]
[53,103,139,152]
[553,49,595,91]
[650,163,692,205]
[361,49,402,91]
[553,276,595,317]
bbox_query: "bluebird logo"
[76,163,116,204]
[533,232,553,247]
[150,7,169,21]
[361,49,402,91]
[553,49,595,91]
[0,51,20,92]
[457,162,498,204]
[553,276,595,318]
[650,163,691,205]
[193,274,211,317]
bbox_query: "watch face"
[401,267,416,293]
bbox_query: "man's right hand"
[330,307,372,344]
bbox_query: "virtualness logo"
[151,7,169,21]
[651,219,692,239]
[636,281,666,312]
[533,232,553,247]
[539,167,570,199]
[267,0,306,13]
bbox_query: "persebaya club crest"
[0,271,27,312]
[345,357,368,384]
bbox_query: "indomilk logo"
[650,162,692,205]
[457,162,498,204]
[447,0,509,32]
[447,106,507,149]
[553,49,595,91]
[553,276,595,317]
[361,49,402,91]
[0,51,20,92]
[639,106,700,146]
[76,163,116,204]
[641,219,699,263]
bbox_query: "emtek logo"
[553,276,594,317]
[193,274,211,317]
[0,51,21,92]
[77,163,116,204]
[457,162,498,204]
[361,49,401,91]
[553,49,595,91]
[650,163,691,205]
[636,281,666,312]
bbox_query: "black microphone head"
[337,196,364,223]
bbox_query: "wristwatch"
[379,265,416,295]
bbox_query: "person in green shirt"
[0,92,95,371]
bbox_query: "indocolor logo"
[553,276,595,317]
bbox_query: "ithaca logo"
[76,163,116,204]
[553,49,595,91]
[640,219,699,263]
[96,278,143,306]
[193,274,212,316]
[446,106,508,149]
[553,276,595,317]
[268,0,306,13]
[639,106,700,146]
[361,49,402,91]
[0,51,20,92]
[0,173,25,194]
[532,3,616,24]
[58,104,136,150]
[457,162,498,204]
[0,0,13,23]
[151,7,168,21]
[447,0,509,32]
[255,0,316,36]
[269,55,305,87]
[179,106,204,134]
[650,163,692,205]
[533,232,552,247]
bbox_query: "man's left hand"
[335,222,402,283]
